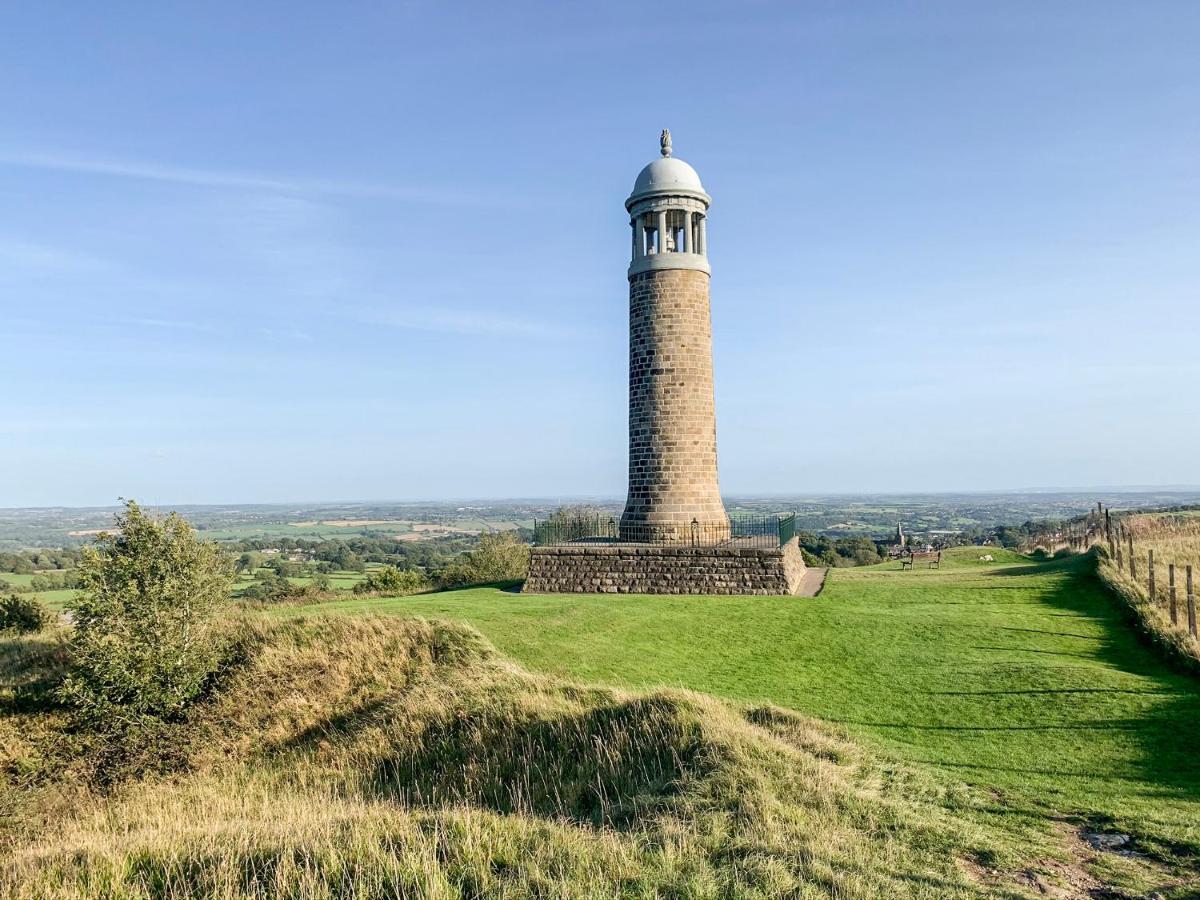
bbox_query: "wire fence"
[532,513,797,549]
[1106,511,1199,639]
[1028,503,1198,641]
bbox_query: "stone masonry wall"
[524,539,805,596]
[621,267,728,539]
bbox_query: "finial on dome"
[660,128,672,158]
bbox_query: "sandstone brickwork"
[524,538,805,596]
[620,267,728,540]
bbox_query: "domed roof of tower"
[629,129,708,202]
[632,157,705,195]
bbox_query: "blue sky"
[1,2,1198,507]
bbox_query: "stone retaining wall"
[524,538,805,596]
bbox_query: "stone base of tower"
[523,538,806,596]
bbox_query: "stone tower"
[620,131,729,541]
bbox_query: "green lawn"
[0,571,79,610]
[29,588,78,612]
[289,547,1200,854]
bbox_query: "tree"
[438,532,530,588]
[59,501,235,727]
[235,551,262,573]
[241,568,292,602]
[353,565,430,595]
[0,594,51,633]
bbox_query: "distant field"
[1,572,78,610]
[288,547,1200,857]
[190,518,527,543]
[233,566,371,591]
[29,588,77,612]
[195,522,419,541]
[0,572,38,588]
[20,568,374,610]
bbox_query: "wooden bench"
[899,551,941,570]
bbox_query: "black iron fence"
[532,513,797,549]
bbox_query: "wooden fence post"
[1117,545,1124,572]
[1188,565,1197,638]
[1148,549,1156,603]
[1105,510,1112,552]
[1128,534,1136,580]
[1169,564,1178,626]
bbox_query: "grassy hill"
[1,616,1076,898]
[283,547,1200,891]
[4,547,1199,896]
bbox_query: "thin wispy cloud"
[258,327,316,343]
[0,239,114,273]
[118,317,218,333]
[0,149,530,208]
[355,305,576,340]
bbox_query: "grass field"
[0,572,80,611]
[26,589,76,612]
[4,616,1086,898]
[290,547,1200,858]
[7,546,1200,895]
[0,573,39,589]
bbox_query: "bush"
[439,532,530,588]
[0,594,52,633]
[59,500,235,727]
[353,566,430,596]
[240,568,294,602]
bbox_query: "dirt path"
[795,567,827,597]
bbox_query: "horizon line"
[3,485,1200,514]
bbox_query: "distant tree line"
[225,533,501,572]
[0,570,81,593]
[0,548,82,574]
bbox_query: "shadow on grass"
[433,579,524,594]
[1013,560,1200,802]
[997,626,1098,640]
[984,555,1088,578]
[925,687,1183,698]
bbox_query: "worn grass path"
[289,547,1200,854]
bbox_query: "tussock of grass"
[1,616,1056,898]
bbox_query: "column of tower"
[620,131,729,542]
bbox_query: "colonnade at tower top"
[626,129,712,278]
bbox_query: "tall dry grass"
[1123,514,1200,579]
[1100,513,1200,671]
[0,616,1047,899]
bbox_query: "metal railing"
[532,513,797,549]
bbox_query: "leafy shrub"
[59,501,235,727]
[353,566,430,596]
[0,593,52,633]
[27,571,79,592]
[438,532,531,588]
[240,568,294,602]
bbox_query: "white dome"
[631,157,705,197]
